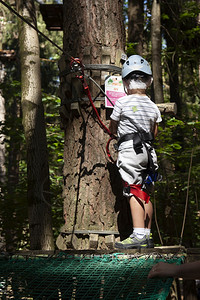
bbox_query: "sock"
[132,228,145,239]
[145,228,151,238]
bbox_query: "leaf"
[172,143,182,150]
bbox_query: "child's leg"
[129,197,153,229]
[144,200,154,247]
[144,200,153,229]
[115,196,148,249]
[130,197,153,242]
[129,196,145,228]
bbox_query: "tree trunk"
[0,65,6,251]
[57,0,129,250]
[17,0,54,250]
[151,0,164,104]
[0,75,6,187]
[198,0,200,82]
[0,0,6,187]
[128,0,144,55]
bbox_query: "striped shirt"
[110,94,162,150]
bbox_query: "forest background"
[0,0,200,251]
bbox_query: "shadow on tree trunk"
[107,162,133,241]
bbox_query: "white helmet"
[122,55,152,78]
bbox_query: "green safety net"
[0,252,183,300]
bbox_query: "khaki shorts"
[117,144,158,196]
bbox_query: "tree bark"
[17,0,54,250]
[0,73,6,187]
[128,0,144,55]
[57,0,128,250]
[151,0,164,104]
[198,0,200,82]
[0,0,6,187]
[0,67,6,251]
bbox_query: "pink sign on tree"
[105,75,126,108]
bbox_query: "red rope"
[71,58,117,162]
[106,137,116,163]
[84,82,112,136]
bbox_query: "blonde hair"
[123,71,153,91]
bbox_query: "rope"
[179,147,194,246]
[0,252,184,300]
[84,79,113,136]
[85,74,115,108]
[153,192,163,246]
[70,58,115,138]
[72,58,117,162]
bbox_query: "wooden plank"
[60,229,120,236]
[157,102,177,114]
[105,235,115,249]
[12,246,188,256]
[11,247,200,256]
[69,100,177,114]
[89,234,99,249]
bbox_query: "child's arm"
[154,123,158,138]
[109,119,118,135]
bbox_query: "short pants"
[116,143,158,198]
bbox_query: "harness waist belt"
[117,132,154,147]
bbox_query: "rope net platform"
[0,252,183,299]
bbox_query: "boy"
[109,55,162,249]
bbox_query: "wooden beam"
[157,102,177,115]
[62,101,177,116]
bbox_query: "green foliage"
[0,3,19,50]
[0,2,64,249]
[42,93,64,238]
[0,86,64,249]
[126,42,138,57]
[0,79,28,250]
[153,116,200,247]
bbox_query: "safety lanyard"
[71,58,117,163]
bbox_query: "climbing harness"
[117,126,161,200]
[117,132,154,154]
[123,182,150,203]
